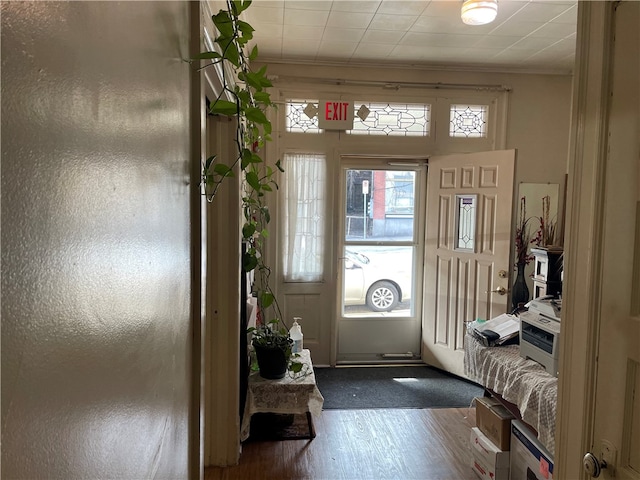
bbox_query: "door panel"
[283,292,324,354]
[423,150,515,377]
[592,3,639,478]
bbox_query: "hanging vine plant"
[192,0,302,376]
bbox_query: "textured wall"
[1,2,193,478]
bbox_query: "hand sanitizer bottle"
[289,317,303,353]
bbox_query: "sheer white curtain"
[283,153,326,282]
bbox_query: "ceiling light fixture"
[461,0,498,26]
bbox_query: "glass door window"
[343,169,417,315]
[338,165,424,363]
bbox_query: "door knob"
[488,286,507,295]
[583,452,606,477]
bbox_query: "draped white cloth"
[464,333,557,456]
[241,349,324,441]
[283,153,326,282]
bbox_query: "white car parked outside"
[343,248,413,312]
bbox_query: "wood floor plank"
[205,407,479,480]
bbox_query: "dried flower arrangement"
[537,195,558,247]
[514,196,536,267]
[515,195,560,268]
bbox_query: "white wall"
[1,3,197,478]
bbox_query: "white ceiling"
[240,0,578,74]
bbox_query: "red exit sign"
[318,100,354,130]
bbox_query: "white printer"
[519,296,562,376]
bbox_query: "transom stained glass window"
[285,100,322,133]
[449,104,488,138]
[349,102,430,136]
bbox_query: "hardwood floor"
[205,407,478,480]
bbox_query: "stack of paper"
[469,313,520,347]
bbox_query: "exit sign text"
[318,100,354,130]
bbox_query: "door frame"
[335,155,428,364]
[555,2,616,478]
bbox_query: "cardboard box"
[475,396,515,451]
[470,427,510,480]
[471,457,509,480]
[510,420,554,480]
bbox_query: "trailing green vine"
[192,0,301,373]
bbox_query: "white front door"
[422,149,515,377]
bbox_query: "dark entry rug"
[314,365,483,410]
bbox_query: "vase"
[253,344,289,379]
[511,263,530,311]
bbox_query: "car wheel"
[366,281,399,312]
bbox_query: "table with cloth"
[464,332,558,455]
[241,349,324,442]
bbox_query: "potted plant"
[247,320,292,379]
[192,0,301,378]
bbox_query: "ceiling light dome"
[461,0,498,26]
